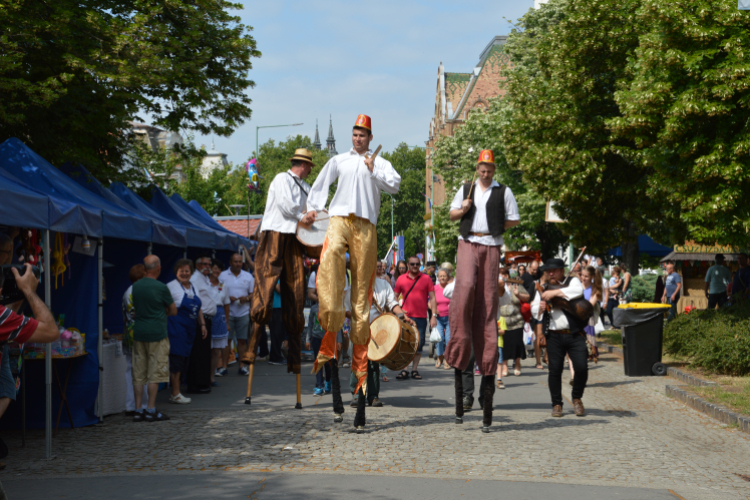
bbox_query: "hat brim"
[540,264,564,272]
[289,156,315,166]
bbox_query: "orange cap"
[478,149,495,165]
[354,114,372,131]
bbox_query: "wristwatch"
[397,312,405,320]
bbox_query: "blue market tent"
[149,188,222,249]
[61,163,184,248]
[0,167,49,230]
[0,139,101,237]
[169,193,237,251]
[187,199,254,250]
[0,138,149,241]
[608,234,672,258]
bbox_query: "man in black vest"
[445,149,520,432]
[531,258,588,417]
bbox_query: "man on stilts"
[445,150,519,432]
[242,149,316,408]
[307,114,401,433]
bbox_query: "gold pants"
[315,215,377,394]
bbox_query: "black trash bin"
[612,304,671,377]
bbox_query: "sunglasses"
[409,262,420,266]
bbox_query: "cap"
[715,253,725,262]
[354,114,372,131]
[477,149,495,165]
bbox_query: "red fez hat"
[354,114,372,131]
[478,149,495,165]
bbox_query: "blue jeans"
[0,345,16,400]
[413,317,427,353]
[311,337,331,388]
[435,315,450,357]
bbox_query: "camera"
[0,264,40,305]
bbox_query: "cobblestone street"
[5,351,750,499]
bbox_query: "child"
[304,304,331,396]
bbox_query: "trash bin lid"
[618,303,671,309]
[613,303,670,327]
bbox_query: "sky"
[187,0,537,166]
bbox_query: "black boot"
[455,368,464,424]
[354,386,366,433]
[331,359,345,422]
[482,375,495,433]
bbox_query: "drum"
[367,313,419,371]
[296,210,330,258]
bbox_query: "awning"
[660,251,741,263]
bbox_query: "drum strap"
[287,172,309,196]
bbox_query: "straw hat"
[289,148,315,166]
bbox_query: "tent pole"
[44,230,52,459]
[97,239,104,422]
[147,243,152,256]
[184,248,187,259]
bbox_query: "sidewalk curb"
[666,367,719,387]
[597,341,623,357]
[666,385,750,435]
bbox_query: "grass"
[693,377,750,417]
[599,330,622,347]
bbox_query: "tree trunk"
[620,221,640,275]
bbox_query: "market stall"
[660,242,742,312]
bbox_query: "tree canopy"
[0,0,260,181]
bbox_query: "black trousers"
[269,309,288,363]
[708,292,728,309]
[461,350,475,398]
[187,316,212,391]
[547,331,588,408]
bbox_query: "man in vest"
[445,149,519,433]
[530,258,588,418]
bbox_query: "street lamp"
[255,123,304,158]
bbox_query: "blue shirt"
[665,272,682,299]
[272,289,281,309]
[705,264,731,294]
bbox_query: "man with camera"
[0,259,59,469]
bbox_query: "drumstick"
[467,172,478,200]
[244,363,255,405]
[366,145,382,159]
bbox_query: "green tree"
[610,0,750,248]
[0,0,260,181]
[500,0,675,273]
[431,96,567,263]
[379,144,427,259]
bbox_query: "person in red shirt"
[0,263,59,469]
[394,255,438,380]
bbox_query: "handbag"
[429,327,442,343]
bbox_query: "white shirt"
[370,277,399,322]
[167,279,195,305]
[260,170,310,234]
[207,280,231,309]
[307,148,401,225]
[190,270,217,316]
[308,271,317,289]
[450,181,520,246]
[218,269,255,317]
[530,277,584,330]
[442,281,455,299]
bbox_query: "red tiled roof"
[217,218,262,238]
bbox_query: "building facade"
[424,36,511,259]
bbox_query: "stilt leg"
[354,386,366,433]
[295,373,302,409]
[482,375,495,433]
[454,368,464,424]
[331,359,344,422]
[244,363,255,405]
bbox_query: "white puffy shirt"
[370,277,399,322]
[530,277,584,330]
[307,148,401,225]
[260,170,310,234]
[450,181,520,247]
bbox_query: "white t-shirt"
[218,269,255,317]
[207,280,231,308]
[308,271,317,289]
[167,280,195,305]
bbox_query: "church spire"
[313,120,321,150]
[326,115,337,157]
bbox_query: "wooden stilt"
[295,373,302,409]
[244,363,254,405]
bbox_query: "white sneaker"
[215,369,223,377]
[169,393,191,404]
